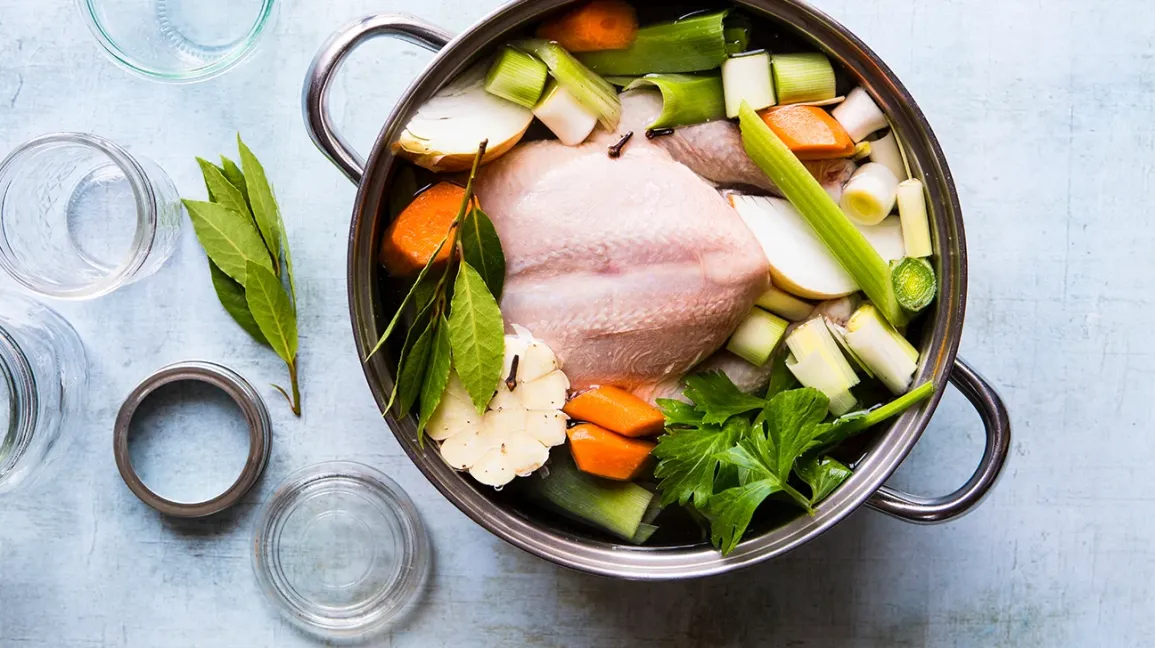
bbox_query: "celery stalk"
[624,73,726,129]
[738,102,907,326]
[578,11,730,75]
[516,40,621,129]
[527,455,654,541]
[484,46,548,108]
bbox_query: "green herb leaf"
[197,158,252,220]
[459,207,506,299]
[244,261,298,366]
[394,320,435,415]
[705,478,782,555]
[764,350,798,400]
[183,199,273,285]
[652,416,746,508]
[275,208,297,307]
[683,371,766,425]
[447,262,505,412]
[795,455,851,504]
[366,231,453,360]
[761,388,832,478]
[237,135,282,267]
[656,398,705,427]
[220,156,249,206]
[418,315,453,444]
[208,260,267,346]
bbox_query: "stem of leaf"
[289,359,301,417]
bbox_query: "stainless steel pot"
[303,0,1012,580]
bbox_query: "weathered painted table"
[0,0,1142,645]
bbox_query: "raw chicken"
[476,105,770,394]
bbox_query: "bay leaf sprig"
[368,141,508,444]
[183,135,303,416]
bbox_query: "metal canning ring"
[114,361,272,518]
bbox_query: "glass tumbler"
[78,0,277,82]
[0,133,183,300]
[0,292,88,495]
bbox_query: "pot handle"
[303,14,453,184]
[866,358,1011,524]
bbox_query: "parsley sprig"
[653,368,935,555]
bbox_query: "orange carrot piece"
[759,105,856,160]
[567,423,656,481]
[535,0,639,53]
[563,385,666,438]
[379,182,467,277]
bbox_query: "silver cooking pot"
[303,0,1012,580]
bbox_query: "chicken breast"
[476,135,769,393]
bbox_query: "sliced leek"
[891,257,937,312]
[771,53,836,105]
[832,87,888,142]
[725,26,750,55]
[840,163,899,226]
[727,307,789,366]
[897,179,933,258]
[578,11,730,75]
[527,454,654,541]
[825,318,875,379]
[721,51,775,118]
[756,286,814,321]
[484,46,549,108]
[785,318,859,415]
[516,39,621,129]
[869,131,908,181]
[624,73,726,129]
[852,141,872,161]
[738,102,907,326]
[534,81,598,146]
[845,304,918,394]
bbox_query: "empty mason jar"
[0,292,88,494]
[0,133,183,299]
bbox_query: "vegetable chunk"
[568,423,656,481]
[379,182,466,277]
[536,0,639,52]
[564,385,666,437]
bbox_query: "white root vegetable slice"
[730,195,904,300]
[395,62,534,172]
[520,370,570,410]
[526,410,569,447]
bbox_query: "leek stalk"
[625,73,727,129]
[721,51,775,118]
[578,11,730,75]
[785,318,859,415]
[727,307,789,366]
[756,286,814,321]
[534,81,598,146]
[737,102,907,326]
[845,304,918,394]
[832,87,888,142]
[852,141,872,161]
[840,163,900,226]
[725,26,750,55]
[896,179,933,258]
[891,257,937,312]
[516,40,621,129]
[771,53,836,105]
[527,454,654,541]
[484,46,548,108]
[869,131,908,181]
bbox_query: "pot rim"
[342,0,967,580]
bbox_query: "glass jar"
[0,133,183,299]
[0,292,88,494]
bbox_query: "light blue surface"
[0,0,1139,645]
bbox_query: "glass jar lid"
[252,461,430,640]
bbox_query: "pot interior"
[348,0,965,577]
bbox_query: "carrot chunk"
[759,105,856,160]
[563,385,666,437]
[379,182,466,277]
[567,423,656,481]
[536,0,639,53]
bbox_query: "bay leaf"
[418,315,453,444]
[447,262,505,412]
[460,207,506,299]
[208,260,268,346]
[197,157,253,222]
[366,231,452,359]
[237,135,283,265]
[220,155,249,206]
[386,294,435,412]
[396,321,434,416]
[275,208,297,307]
[244,260,298,365]
[183,199,273,285]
